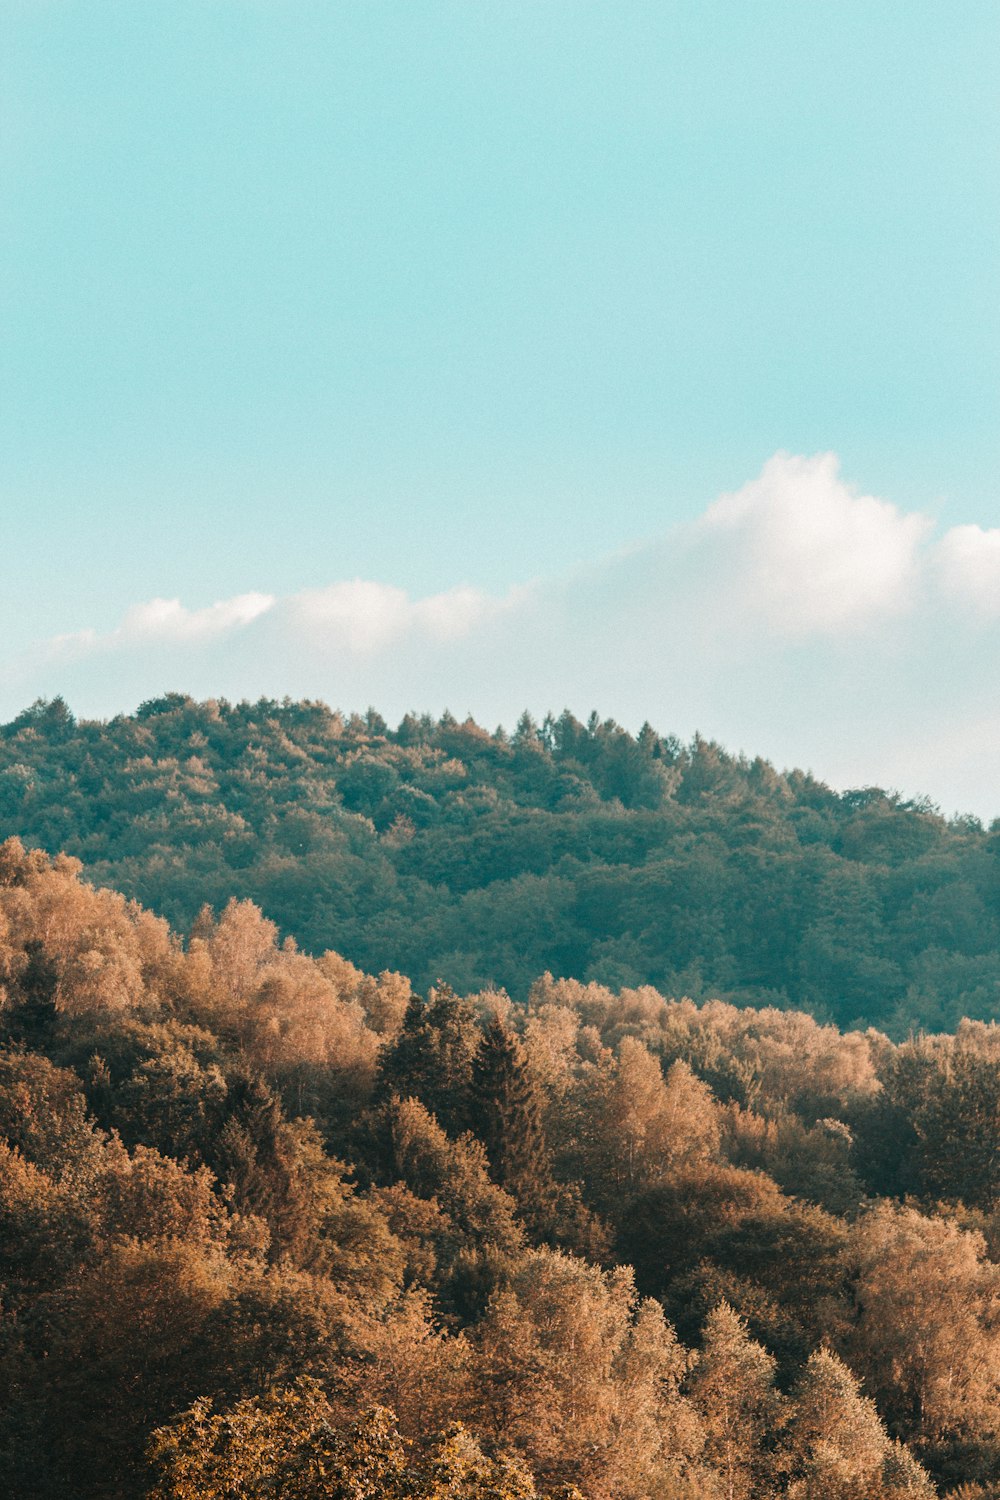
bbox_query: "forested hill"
[1,837,997,1497]
[2,694,998,1034]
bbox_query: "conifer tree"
[8,939,59,1049]
[377,984,479,1136]
[914,1048,1000,1208]
[470,1017,552,1205]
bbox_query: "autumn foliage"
[1,837,999,1495]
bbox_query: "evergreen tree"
[469,1017,563,1241]
[377,985,479,1136]
[914,1048,1000,1208]
[210,1068,296,1241]
[7,939,60,1050]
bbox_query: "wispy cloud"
[50,591,277,658]
[5,453,1000,816]
[282,580,522,654]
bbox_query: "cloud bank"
[4,453,999,818]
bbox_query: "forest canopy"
[3,838,1000,1495]
[1,695,997,1035]
[5,840,1000,1494]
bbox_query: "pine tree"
[211,1068,293,1235]
[914,1048,1000,1208]
[9,939,60,1049]
[377,984,479,1136]
[470,1018,554,1218]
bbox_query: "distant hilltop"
[1,694,995,1035]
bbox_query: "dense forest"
[2,695,999,1035]
[4,839,1000,1495]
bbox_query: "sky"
[1,2,998,815]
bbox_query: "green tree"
[469,1017,555,1226]
[378,987,479,1136]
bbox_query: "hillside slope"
[2,694,998,1032]
[5,839,999,1495]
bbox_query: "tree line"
[1,694,998,1033]
[3,839,1000,1495]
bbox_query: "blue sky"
[2,3,999,811]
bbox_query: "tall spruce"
[470,1018,553,1214]
[376,984,479,1136]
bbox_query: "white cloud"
[121,592,276,642]
[413,584,520,642]
[934,524,1000,618]
[281,580,515,655]
[32,454,939,674]
[286,581,414,655]
[50,591,276,657]
[697,451,932,635]
[6,454,1000,817]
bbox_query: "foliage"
[0,832,994,1497]
[3,697,998,1031]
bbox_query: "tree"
[686,1302,782,1500]
[783,1348,932,1499]
[618,1162,786,1297]
[474,1248,703,1497]
[368,1095,524,1318]
[469,1018,555,1229]
[378,987,480,1137]
[6,939,59,1048]
[913,1047,1000,1208]
[148,1386,408,1499]
[149,1384,546,1499]
[37,1238,232,1496]
[845,1203,1000,1467]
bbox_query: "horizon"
[2,4,998,817]
[3,687,994,828]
